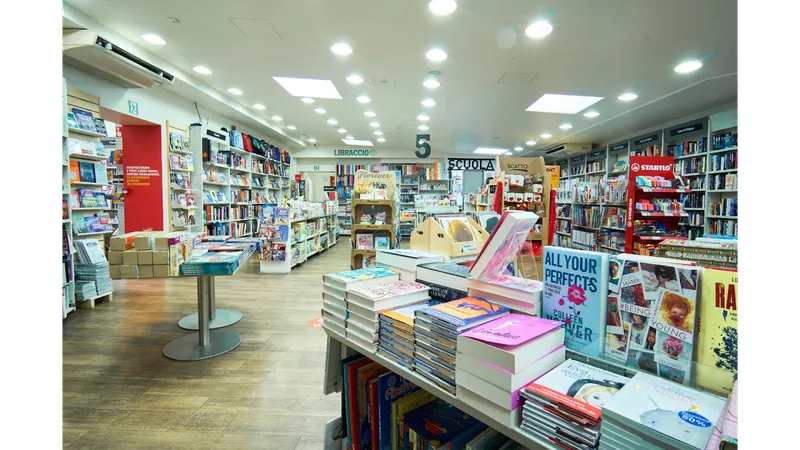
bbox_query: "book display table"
[163,245,255,361]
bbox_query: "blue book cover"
[542,247,609,357]
[72,108,97,132]
[376,372,418,450]
[415,297,510,330]
[402,398,478,448]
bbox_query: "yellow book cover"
[390,390,434,450]
[695,267,738,395]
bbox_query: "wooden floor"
[63,241,352,449]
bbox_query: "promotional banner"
[122,125,164,231]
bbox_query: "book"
[344,356,370,449]
[79,162,96,183]
[347,280,431,311]
[415,280,467,302]
[375,237,390,250]
[356,233,374,250]
[456,345,566,394]
[402,398,479,449]
[377,372,419,450]
[416,262,472,292]
[72,108,97,132]
[169,132,183,152]
[695,268,738,395]
[356,363,388,450]
[323,267,399,291]
[416,297,510,332]
[542,247,609,357]
[380,301,438,329]
[376,249,443,272]
[390,389,435,450]
[470,210,539,282]
[66,112,78,129]
[369,379,380,450]
[602,371,726,450]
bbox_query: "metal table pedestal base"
[163,331,241,361]
[178,309,243,330]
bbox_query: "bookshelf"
[259,201,339,274]
[706,117,738,238]
[62,79,75,318]
[665,118,709,240]
[351,199,398,269]
[166,121,197,232]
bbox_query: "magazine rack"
[410,216,488,258]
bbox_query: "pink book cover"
[349,280,429,300]
[461,313,562,347]
[484,274,544,294]
[705,380,738,449]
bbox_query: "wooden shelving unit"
[350,198,397,269]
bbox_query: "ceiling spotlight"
[426,48,448,62]
[525,21,553,38]
[514,146,523,151]
[418,125,429,131]
[540,133,552,138]
[227,88,243,95]
[369,122,380,128]
[584,111,600,118]
[474,147,509,155]
[364,111,377,117]
[429,0,457,16]
[327,119,338,125]
[675,60,703,74]
[192,66,212,75]
[526,140,536,146]
[253,104,266,110]
[423,79,441,89]
[287,125,297,130]
[377,137,386,143]
[337,128,347,134]
[356,95,371,103]
[345,135,354,140]
[346,74,364,84]
[141,34,167,45]
[315,108,327,114]
[374,131,384,136]
[301,97,315,104]
[331,42,352,56]
[418,114,430,121]
[618,92,638,101]
[505,151,513,156]
[421,99,436,107]
[308,138,317,143]
[559,123,573,130]
[272,115,283,122]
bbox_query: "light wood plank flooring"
[63,241,352,449]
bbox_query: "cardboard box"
[122,249,139,265]
[138,265,154,278]
[110,232,142,251]
[155,232,186,251]
[137,251,153,265]
[120,265,138,279]
[134,234,155,251]
[109,265,122,279]
[153,251,170,265]
[108,250,124,265]
[153,265,170,278]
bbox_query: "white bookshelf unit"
[259,204,339,274]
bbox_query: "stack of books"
[601,372,727,450]
[75,280,97,301]
[378,301,437,369]
[321,267,399,339]
[455,314,566,427]
[402,398,485,449]
[413,297,510,394]
[75,262,112,296]
[376,248,443,281]
[415,261,471,301]
[519,359,630,450]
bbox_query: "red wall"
[121,125,164,232]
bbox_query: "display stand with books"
[350,171,399,269]
[166,121,198,232]
[62,78,76,318]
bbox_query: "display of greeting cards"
[375,237,390,250]
[356,233,374,250]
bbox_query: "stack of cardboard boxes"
[108,231,194,279]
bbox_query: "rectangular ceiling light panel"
[273,77,342,99]
[526,93,603,114]
[342,139,374,146]
[473,147,509,155]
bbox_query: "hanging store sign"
[415,134,431,158]
[670,121,705,137]
[633,133,659,146]
[610,141,629,152]
[447,158,495,171]
[590,150,605,158]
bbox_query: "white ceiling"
[63,0,737,155]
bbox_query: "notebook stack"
[455,314,566,428]
[520,359,630,450]
[413,297,510,394]
[75,262,113,296]
[601,372,726,450]
[402,398,485,450]
[415,261,471,301]
[376,248,443,281]
[321,267,399,339]
[378,301,437,369]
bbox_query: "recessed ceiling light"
[227,87,243,95]
[141,34,167,45]
[418,125,429,131]
[345,135,354,140]
[327,119,338,125]
[272,77,342,99]
[418,114,430,121]
[423,79,441,89]
[526,93,603,114]
[337,128,347,134]
[374,131,384,136]
[426,49,448,62]
[192,66,212,75]
[346,74,364,84]
[514,146,523,151]
[330,42,352,56]
[675,60,702,74]
[421,99,436,107]
[342,138,374,146]
[315,108,327,114]
[429,0,457,16]
[504,151,513,156]
[272,115,283,122]
[618,92,638,101]
[526,140,536,146]
[369,122,380,128]
[583,111,600,118]
[474,147,509,155]
[377,137,386,143]
[364,111,376,117]
[308,138,317,143]
[540,133,552,138]
[287,125,297,130]
[525,21,553,38]
[559,123,573,130]
[300,97,315,104]
[253,104,266,110]
[356,95,371,104]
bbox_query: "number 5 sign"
[415,134,431,158]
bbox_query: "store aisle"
[62,242,351,449]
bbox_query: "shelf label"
[447,158,495,171]
[610,141,629,152]
[670,121,705,136]
[633,133,659,146]
[323,186,337,192]
[557,160,568,165]
[590,150,605,158]
[460,242,478,253]
[571,155,584,162]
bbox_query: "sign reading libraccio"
[447,158,495,171]
[333,149,377,157]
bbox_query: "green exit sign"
[128,100,139,116]
[313,165,320,171]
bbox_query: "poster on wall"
[122,125,164,231]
